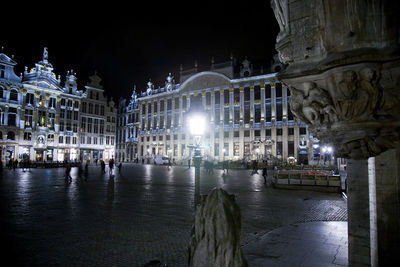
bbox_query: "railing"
[274,170,341,187]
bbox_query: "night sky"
[2,2,279,101]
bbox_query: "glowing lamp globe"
[189,115,206,137]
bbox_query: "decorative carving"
[338,128,399,160]
[289,82,337,126]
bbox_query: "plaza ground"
[0,163,347,266]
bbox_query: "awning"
[299,150,308,155]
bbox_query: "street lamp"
[186,95,207,209]
[188,113,206,208]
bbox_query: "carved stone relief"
[286,63,400,159]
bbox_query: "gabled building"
[116,57,318,165]
[0,48,116,165]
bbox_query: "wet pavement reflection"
[0,164,347,266]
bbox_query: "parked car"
[153,155,169,165]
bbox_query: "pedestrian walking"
[252,160,258,174]
[117,162,122,173]
[167,158,171,170]
[12,159,17,170]
[262,166,267,184]
[109,157,115,177]
[101,160,106,173]
[65,162,72,182]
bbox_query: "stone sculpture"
[188,188,248,267]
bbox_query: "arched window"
[9,89,18,101]
[7,131,15,140]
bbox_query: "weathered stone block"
[188,188,248,267]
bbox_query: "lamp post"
[188,114,205,208]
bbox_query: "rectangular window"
[234,131,239,138]
[224,108,229,124]
[81,102,87,113]
[214,143,219,156]
[276,83,282,98]
[288,141,294,157]
[24,132,32,141]
[288,128,294,135]
[276,102,283,121]
[244,130,250,137]
[224,143,229,156]
[299,127,307,135]
[175,97,179,109]
[24,109,33,128]
[244,87,250,101]
[49,98,56,108]
[277,141,283,156]
[182,96,186,109]
[66,110,72,120]
[265,84,271,99]
[214,109,220,124]
[60,109,65,119]
[87,118,92,133]
[276,128,283,136]
[254,105,261,123]
[234,107,240,124]
[224,90,229,104]
[265,102,271,122]
[255,130,260,137]
[234,143,240,156]
[100,120,104,134]
[26,93,34,105]
[81,117,86,132]
[206,92,211,106]
[59,136,63,143]
[265,128,271,137]
[254,85,260,100]
[214,92,220,105]
[244,105,250,124]
[244,143,250,155]
[234,88,240,103]
[94,119,98,134]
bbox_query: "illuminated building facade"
[0,48,116,164]
[117,57,317,164]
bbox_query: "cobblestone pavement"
[0,164,347,266]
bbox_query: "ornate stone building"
[116,58,317,164]
[79,73,117,163]
[0,48,116,164]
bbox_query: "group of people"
[65,157,123,182]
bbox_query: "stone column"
[157,100,161,129]
[270,82,276,124]
[260,83,265,124]
[271,1,400,266]
[249,85,254,125]
[239,87,244,126]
